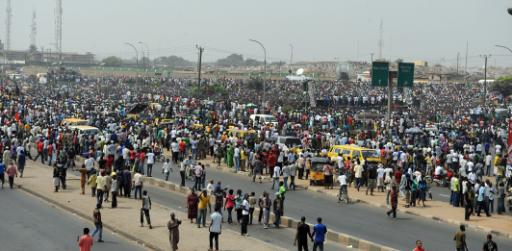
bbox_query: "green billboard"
[398,62,414,87]
[371,61,389,87]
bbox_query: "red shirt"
[413,247,425,251]
[179,141,186,152]
[37,142,44,152]
[78,234,93,251]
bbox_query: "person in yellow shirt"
[197,190,211,228]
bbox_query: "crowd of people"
[0,68,509,251]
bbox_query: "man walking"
[197,190,211,228]
[271,164,281,190]
[77,228,94,251]
[146,150,155,177]
[167,212,181,251]
[386,185,398,218]
[6,161,18,189]
[453,224,468,251]
[0,161,5,189]
[241,193,250,236]
[92,204,104,243]
[140,190,152,229]
[294,216,312,251]
[312,217,327,251]
[483,234,498,251]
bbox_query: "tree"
[491,76,512,97]
[28,44,37,53]
[216,54,245,67]
[102,56,124,67]
[153,56,193,68]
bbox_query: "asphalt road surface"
[147,160,512,251]
[144,183,350,251]
[0,188,145,251]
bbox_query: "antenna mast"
[6,0,12,50]
[55,0,63,63]
[30,11,37,48]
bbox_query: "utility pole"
[378,19,383,60]
[30,11,37,48]
[289,44,294,68]
[6,0,12,51]
[55,0,63,63]
[483,55,489,108]
[371,53,374,63]
[196,45,204,87]
[456,52,460,76]
[464,41,469,82]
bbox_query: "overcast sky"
[2,0,512,66]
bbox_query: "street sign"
[371,61,389,87]
[398,62,414,87]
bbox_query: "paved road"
[0,188,145,251]
[147,160,512,251]
[144,183,350,251]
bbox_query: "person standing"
[187,190,199,223]
[477,180,491,217]
[133,171,143,199]
[95,172,106,208]
[413,240,425,251]
[17,150,26,178]
[271,164,281,190]
[337,172,349,203]
[483,234,498,251]
[289,160,297,190]
[77,228,94,251]
[146,150,155,177]
[167,212,181,251]
[209,206,222,251]
[386,185,398,218]
[110,173,118,208]
[224,189,235,224]
[194,163,203,191]
[79,164,88,195]
[262,191,272,229]
[241,193,250,236]
[140,190,152,229]
[6,161,19,189]
[197,190,211,228]
[312,217,327,251]
[294,216,312,251]
[162,158,171,181]
[353,160,363,191]
[248,192,257,225]
[464,182,475,221]
[0,161,5,189]
[453,224,468,251]
[92,204,104,242]
[273,193,282,228]
[179,161,186,187]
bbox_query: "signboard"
[371,61,389,87]
[398,62,414,87]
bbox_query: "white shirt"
[146,152,155,164]
[273,166,281,178]
[377,166,385,179]
[134,173,143,186]
[435,166,444,176]
[84,157,95,171]
[209,212,222,233]
[338,175,347,186]
[162,162,171,173]
[242,199,250,215]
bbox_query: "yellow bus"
[327,145,381,163]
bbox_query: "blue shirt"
[313,223,327,243]
[0,163,5,173]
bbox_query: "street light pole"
[289,44,294,67]
[138,42,146,68]
[139,41,150,67]
[124,42,139,67]
[249,39,267,109]
[495,44,512,54]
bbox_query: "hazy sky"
[2,0,512,66]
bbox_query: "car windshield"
[264,116,276,122]
[362,150,380,158]
[284,138,301,147]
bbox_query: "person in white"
[377,164,385,192]
[271,165,281,190]
[209,207,223,250]
[146,151,155,177]
[337,173,348,203]
[162,159,171,181]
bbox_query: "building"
[0,49,95,65]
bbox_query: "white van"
[249,114,278,128]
